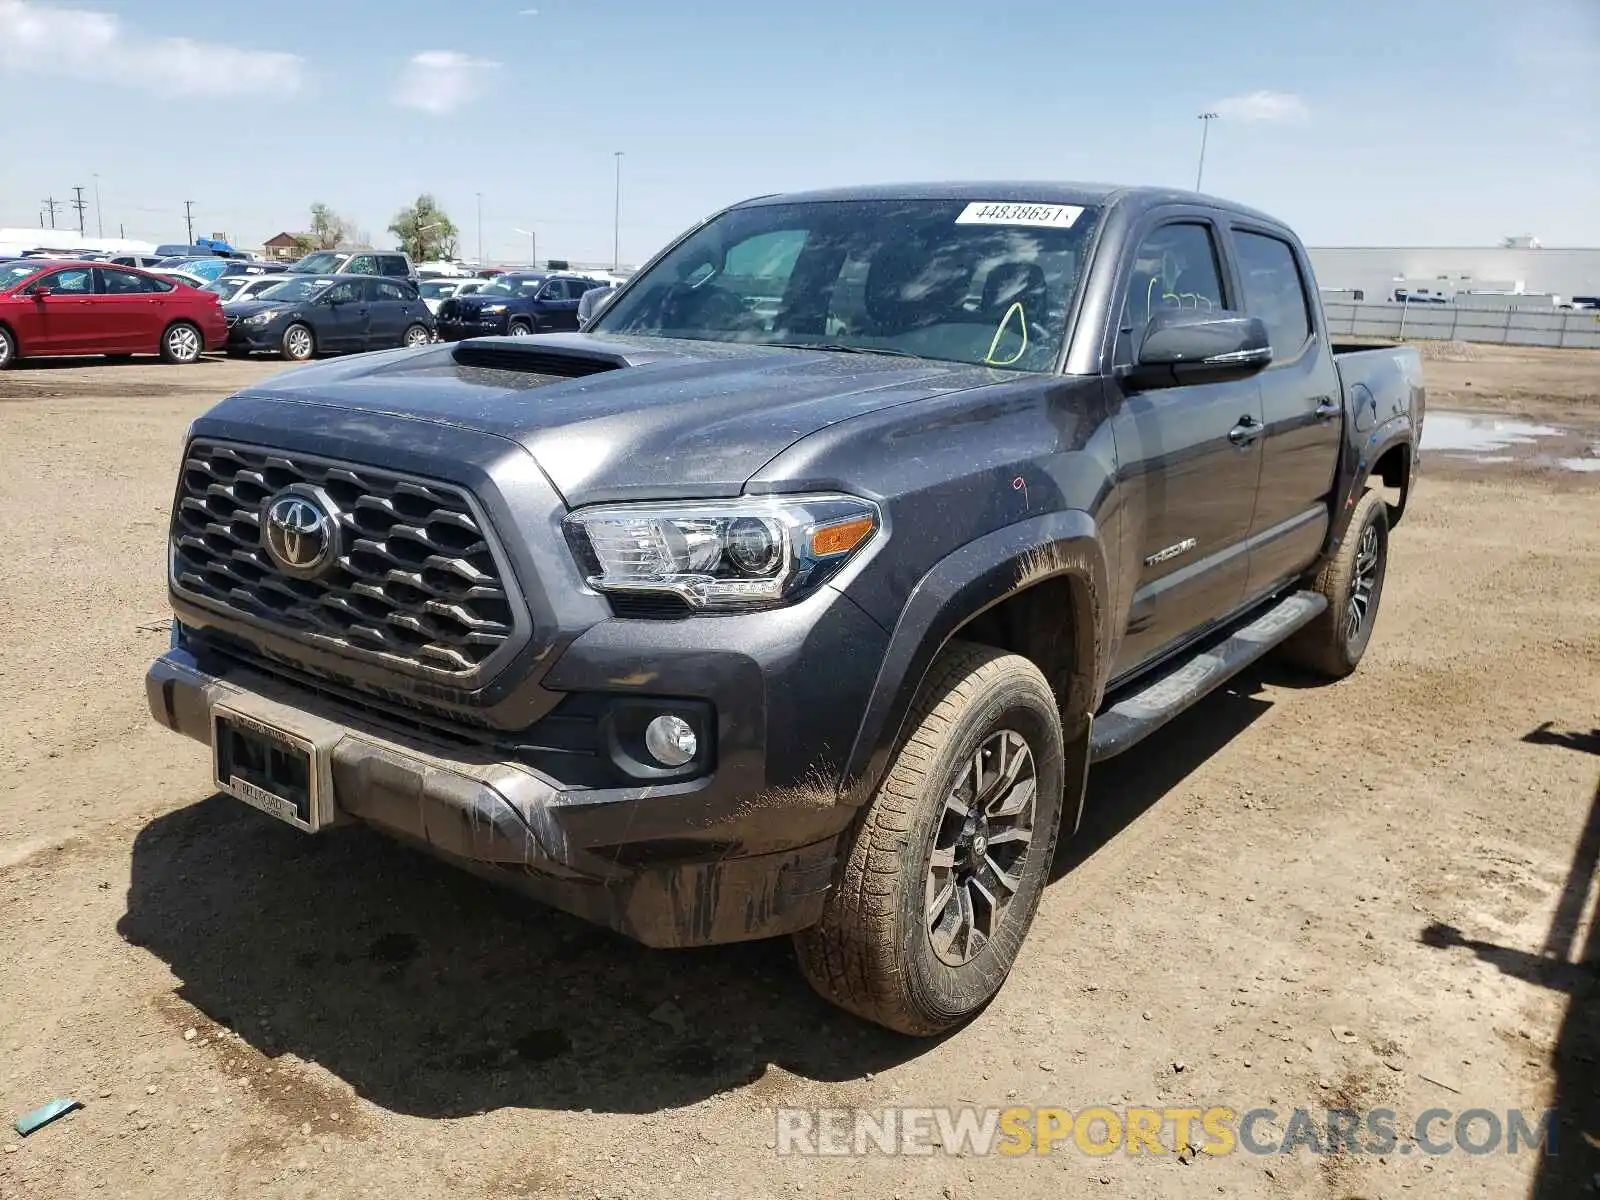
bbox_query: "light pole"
[475,192,483,264]
[93,173,103,237]
[613,151,624,272]
[513,227,537,267]
[1195,112,1219,192]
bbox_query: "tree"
[388,194,458,262]
[308,202,352,250]
[291,233,316,256]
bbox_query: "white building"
[1306,242,1600,306]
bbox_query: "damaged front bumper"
[146,646,840,947]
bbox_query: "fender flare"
[1332,416,1416,547]
[841,509,1109,815]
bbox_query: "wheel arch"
[842,510,1108,834]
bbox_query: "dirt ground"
[1,346,1597,1199]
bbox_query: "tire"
[794,641,1066,1035]
[508,319,533,337]
[402,323,431,349]
[159,321,203,365]
[281,323,315,361]
[1281,488,1390,678]
[0,325,15,370]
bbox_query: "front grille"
[171,440,521,683]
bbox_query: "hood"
[226,333,1014,506]
[223,298,295,319]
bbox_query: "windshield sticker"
[955,202,1084,229]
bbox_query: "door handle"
[1227,416,1263,446]
[1314,397,1341,420]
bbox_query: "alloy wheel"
[286,327,313,359]
[1346,522,1380,643]
[167,325,200,362]
[926,728,1038,967]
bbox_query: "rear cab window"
[1230,229,1313,363]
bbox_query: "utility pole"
[612,151,624,271]
[1195,112,1219,192]
[184,200,196,245]
[41,196,64,229]
[93,174,103,237]
[475,192,483,264]
[70,186,88,236]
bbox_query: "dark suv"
[287,250,416,283]
[434,272,606,340]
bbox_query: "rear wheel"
[402,323,431,349]
[281,323,315,361]
[1281,489,1389,678]
[794,641,1065,1035]
[0,326,16,369]
[160,322,203,365]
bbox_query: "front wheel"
[508,319,533,337]
[281,323,315,361]
[160,322,203,364]
[0,325,16,369]
[1281,488,1390,678]
[794,641,1065,1035]
[402,323,431,349]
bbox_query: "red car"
[0,259,228,368]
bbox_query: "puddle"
[1422,413,1600,474]
[1421,413,1564,453]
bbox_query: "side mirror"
[1121,309,1272,390]
[31,285,53,299]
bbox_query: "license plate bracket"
[212,707,331,833]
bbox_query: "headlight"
[565,494,881,610]
[480,303,507,314]
[244,309,279,325]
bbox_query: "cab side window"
[1232,230,1312,362]
[28,268,95,295]
[325,281,360,304]
[1117,223,1225,363]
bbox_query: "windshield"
[594,198,1101,370]
[288,252,344,274]
[478,275,542,297]
[418,280,458,299]
[2,262,44,288]
[257,278,333,302]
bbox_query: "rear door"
[1107,218,1266,678]
[1225,226,1345,601]
[96,267,163,349]
[363,279,406,346]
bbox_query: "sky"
[1,0,1596,264]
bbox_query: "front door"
[318,280,367,350]
[537,280,582,331]
[23,267,99,354]
[1226,226,1344,601]
[1107,220,1265,679]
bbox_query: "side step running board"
[1089,590,1328,763]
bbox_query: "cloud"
[0,0,304,96]
[394,50,500,114]
[1212,90,1309,122]
[519,7,539,13]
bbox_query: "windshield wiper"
[765,341,926,360]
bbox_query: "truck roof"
[734,181,1286,228]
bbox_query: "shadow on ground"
[119,665,1285,1119]
[1419,724,1598,1198]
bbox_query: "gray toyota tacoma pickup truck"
[148,183,1423,1034]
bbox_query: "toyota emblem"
[262,490,339,577]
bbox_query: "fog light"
[644,714,697,767]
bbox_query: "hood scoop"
[452,340,628,378]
